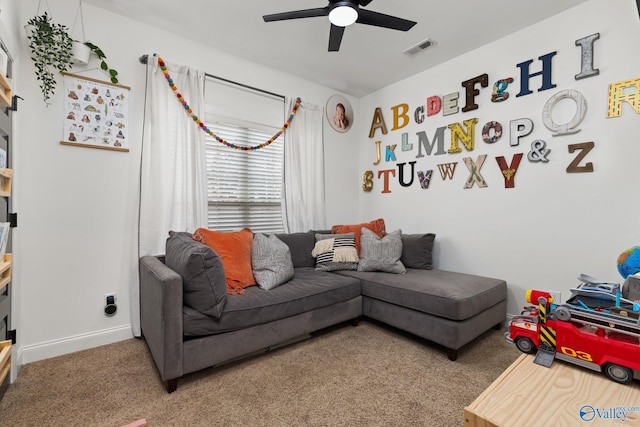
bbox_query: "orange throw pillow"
[192,228,256,295]
[331,218,386,255]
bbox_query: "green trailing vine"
[26,12,73,104]
[84,42,119,84]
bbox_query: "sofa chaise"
[139,227,507,392]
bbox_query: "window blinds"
[204,77,285,233]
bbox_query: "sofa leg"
[493,322,502,330]
[446,348,458,361]
[166,379,178,393]
[351,317,362,327]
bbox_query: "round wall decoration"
[326,94,353,133]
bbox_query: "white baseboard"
[17,325,134,366]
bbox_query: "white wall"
[358,0,640,316]
[13,0,359,364]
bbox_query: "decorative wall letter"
[401,132,413,151]
[527,140,551,162]
[427,96,442,116]
[362,170,374,192]
[391,103,410,130]
[373,140,381,165]
[463,155,488,189]
[414,106,425,124]
[385,144,397,162]
[415,127,447,158]
[516,51,558,97]
[496,153,523,188]
[491,78,514,102]
[378,169,396,193]
[398,161,416,187]
[461,73,489,112]
[442,93,459,116]
[542,89,587,136]
[575,33,600,80]
[437,162,458,180]
[481,121,503,144]
[369,107,388,138]
[447,118,479,154]
[566,141,595,173]
[509,118,534,146]
[607,77,640,118]
[417,170,433,189]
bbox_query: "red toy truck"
[506,287,640,384]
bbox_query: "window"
[204,77,285,233]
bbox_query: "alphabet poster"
[61,72,131,152]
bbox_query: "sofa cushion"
[400,233,436,270]
[275,231,316,268]
[337,268,506,321]
[165,231,227,319]
[331,218,386,255]
[251,233,294,290]
[193,227,256,294]
[182,267,362,336]
[358,228,406,274]
[312,233,359,272]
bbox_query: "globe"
[617,246,640,278]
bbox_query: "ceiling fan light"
[329,5,358,27]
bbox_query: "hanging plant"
[84,42,119,84]
[26,12,73,104]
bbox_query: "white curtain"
[282,98,326,232]
[131,56,208,336]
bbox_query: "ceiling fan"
[262,0,417,52]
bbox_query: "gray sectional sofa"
[139,230,507,392]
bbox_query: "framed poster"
[326,94,353,133]
[61,72,131,152]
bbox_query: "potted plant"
[25,12,73,104]
[84,42,119,84]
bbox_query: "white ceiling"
[82,0,590,98]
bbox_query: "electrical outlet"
[549,291,562,304]
[104,293,117,316]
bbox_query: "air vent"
[403,38,436,56]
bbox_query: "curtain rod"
[138,54,285,100]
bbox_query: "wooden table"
[464,354,640,426]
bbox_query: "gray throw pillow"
[275,231,316,268]
[358,228,406,274]
[400,233,436,270]
[312,233,359,271]
[252,233,295,290]
[165,231,227,318]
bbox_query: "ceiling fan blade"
[358,0,374,6]
[263,7,328,22]
[356,9,417,31]
[328,24,345,52]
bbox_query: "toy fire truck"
[506,274,640,384]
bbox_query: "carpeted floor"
[0,320,520,427]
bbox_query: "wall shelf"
[0,73,11,108]
[0,169,11,198]
[0,254,11,290]
[0,340,10,387]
